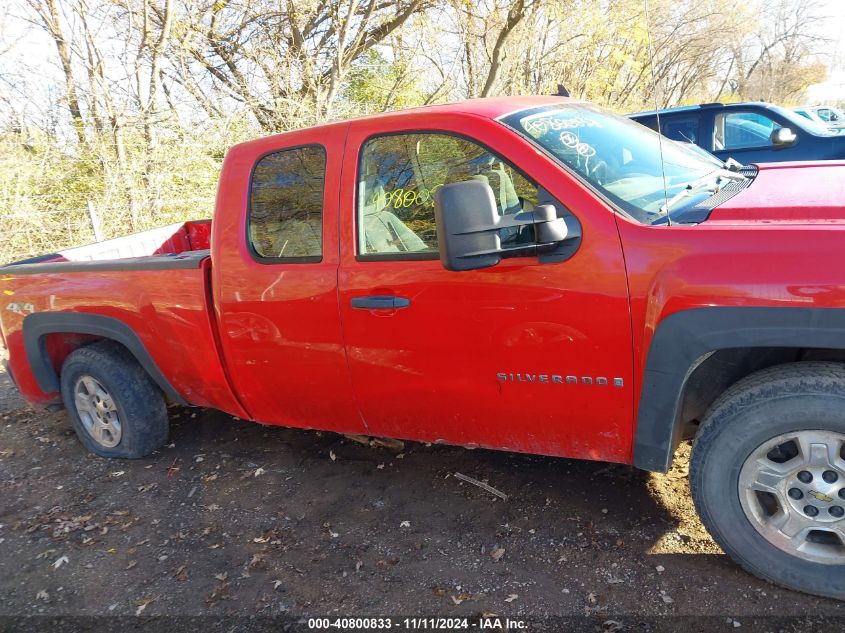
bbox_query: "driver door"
[336,115,634,463]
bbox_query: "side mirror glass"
[434,180,575,272]
[771,127,796,147]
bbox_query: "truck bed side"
[0,225,247,418]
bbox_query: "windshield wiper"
[659,169,746,214]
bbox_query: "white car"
[794,106,845,131]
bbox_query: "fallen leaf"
[249,553,268,570]
[36,590,49,601]
[432,586,447,597]
[329,451,337,462]
[174,565,189,581]
[253,467,265,477]
[371,437,405,451]
[214,572,228,581]
[399,520,411,528]
[207,579,229,604]
[125,560,137,570]
[273,580,283,590]
[135,596,157,615]
[52,555,69,570]
[109,471,125,478]
[505,594,518,603]
[490,548,505,562]
[458,591,471,601]
[344,434,370,446]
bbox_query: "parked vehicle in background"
[629,102,845,163]
[809,106,845,131]
[793,106,835,129]
[2,97,845,601]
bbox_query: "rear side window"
[661,116,699,144]
[248,145,326,261]
[357,133,538,258]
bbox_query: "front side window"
[714,112,780,151]
[357,133,538,257]
[249,145,326,261]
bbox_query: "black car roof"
[628,102,776,118]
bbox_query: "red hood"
[707,161,845,224]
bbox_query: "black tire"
[60,340,169,458]
[690,361,845,600]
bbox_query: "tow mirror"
[434,180,574,272]
[771,127,796,147]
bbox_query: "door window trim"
[246,143,327,265]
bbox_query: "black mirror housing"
[434,180,502,271]
[434,180,577,272]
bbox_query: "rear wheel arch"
[61,339,169,458]
[21,312,187,405]
[633,307,845,472]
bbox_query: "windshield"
[501,103,738,224]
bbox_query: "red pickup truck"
[2,97,845,600]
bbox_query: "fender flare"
[633,306,845,472]
[22,312,187,405]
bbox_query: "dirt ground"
[1,356,844,630]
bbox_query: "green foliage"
[0,115,259,263]
[343,50,427,112]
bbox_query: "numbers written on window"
[357,133,539,258]
[249,145,326,261]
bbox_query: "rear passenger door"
[213,127,366,435]
[336,116,633,463]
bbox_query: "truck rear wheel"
[60,341,169,458]
[690,362,845,600]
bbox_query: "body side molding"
[634,306,845,473]
[22,312,187,405]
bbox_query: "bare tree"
[26,0,87,145]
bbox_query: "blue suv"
[629,102,845,163]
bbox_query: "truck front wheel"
[60,341,169,458]
[690,362,845,600]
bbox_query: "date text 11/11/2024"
[306,617,529,630]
